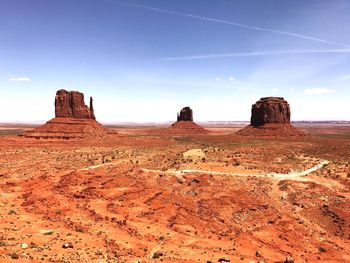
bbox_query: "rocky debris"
[20,243,28,249]
[55,89,95,119]
[251,97,290,127]
[177,107,193,121]
[319,247,327,253]
[284,256,295,263]
[1,140,349,262]
[151,251,163,259]
[62,242,74,249]
[42,230,54,235]
[218,257,231,262]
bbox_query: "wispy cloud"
[146,49,350,62]
[162,91,175,96]
[215,76,238,82]
[8,77,32,82]
[103,0,350,48]
[336,74,350,81]
[304,88,335,95]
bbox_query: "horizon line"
[1,120,350,125]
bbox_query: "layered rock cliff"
[237,97,304,137]
[55,89,95,119]
[251,97,290,127]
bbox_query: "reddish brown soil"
[237,124,305,137]
[23,117,115,141]
[169,121,209,134]
[124,121,209,136]
[0,125,349,262]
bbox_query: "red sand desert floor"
[0,125,349,262]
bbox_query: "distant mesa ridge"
[177,106,193,122]
[55,89,95,120]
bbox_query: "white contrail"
[147,49,350,62]
[102,0,350,48]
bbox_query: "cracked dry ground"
[0,131,349,262]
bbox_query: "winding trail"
[80,163,114,170]
[79,159,330,181]
[141,160,329,180]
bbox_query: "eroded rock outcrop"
[177,107,193,122]
[171,107,208,134]
[251,97,290,127]
[55,89,95,119]
[23,89,114,140]
[237,97,304,137]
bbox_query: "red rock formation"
[236,123,304,137]
[177,107,193,122]
[237,97,304,137]
[170,121,208,134]
[251,97,290,127]
[55,89,95,119]
[24,117,109,140]
[23,89,115,140]
[170,107,208,134]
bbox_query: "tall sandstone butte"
[171,106,208,134]
[177,107,193,121]
[237,97,303,136]
[23,89,112,140]
[55,89,95,119]
[251,97,290,127]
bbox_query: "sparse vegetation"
[0,124,349,261]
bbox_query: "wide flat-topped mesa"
[170,106,208,134]
[251,97,290,126]
[23,89,111,140]
[55,89,95,119]
[237,97,303,137]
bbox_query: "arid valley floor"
[0,124,349,262]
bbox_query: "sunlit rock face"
[250,97,290,127]
[55,89,95,120]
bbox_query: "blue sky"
[1,0,350,122]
